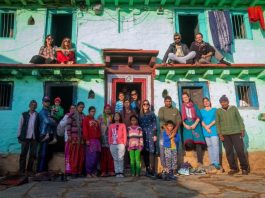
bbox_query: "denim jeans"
[205,136,220,165]
[110,144,125,174]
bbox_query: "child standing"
[163,120,179,180]
[115,92,125,113]
[127,115,143,176]
[108,112,127,177]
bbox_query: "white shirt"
[17,112,37,139]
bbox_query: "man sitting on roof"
[190,33,231,66]
[162,33,196,64]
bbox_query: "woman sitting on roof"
[29,35,57,64]
[56,37,75,64]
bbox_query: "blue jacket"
[163,130,180,148]
[38,107,56,136]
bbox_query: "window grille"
[234,82,259,108]
[232,15,246,39]
[0,12,15,38]
[0,82,13,109]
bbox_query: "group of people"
[17,90,249,180]
[29,35,75,64]
[163,32,231,65]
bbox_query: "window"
[0,11,15,38]
[234,82,259,108]
[0,82,14,109]
[232,14,246,39]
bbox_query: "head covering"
[54,97,61,103]
[219,95,229,103]
[42,96,50,102]
[104,104,111,109]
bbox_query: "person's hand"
[219,134,224,142]
[241,130,245,138]
[185,125,191,130]
[190,124,196,130]
[153,136,157,142]
[206,128,211,133]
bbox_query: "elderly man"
[162,33,196,64]
[216,95,249,175]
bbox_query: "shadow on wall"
[76,42,102,64]
[0,55,21,64]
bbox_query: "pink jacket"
[108,123,127,145]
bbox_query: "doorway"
[44,81,77,152]
[179,15,199,48]
[51,14,73,47]
[116,82,142,101]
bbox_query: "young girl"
[127,115,143,176]
[115,92,125,113]
[162,120,179,180]
[108,112,127,177]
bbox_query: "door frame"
[107,74,152,108]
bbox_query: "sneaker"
[219,59,231,66]
[119,174,124,178]
[242,170,249,175]
[116,174,121,178]
[109,172,115,176]
[228,169,239,175]
[49,137,57,145]
[100,172,107,177]
[178,168,190,176]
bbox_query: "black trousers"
[30,55,56,64]
[19,139,37,173]
[142,150,156,173]
[223,133,249,171]
[196,144,203,164]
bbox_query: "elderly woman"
[56,37,75,64]
[30,35,57,64]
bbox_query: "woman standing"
[30,35,57,64]
[200,97,220,169]
[181,93,206,168]
[66,102,85,177]
[83,106,101,177]
[139,100,157,176]
[56,37,75,64]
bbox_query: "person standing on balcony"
[162,33,196,64]
[30,35,57,64]
[56,37,76,64]
[17,100,39,175]
[190,33,231,65]
[216,95,249,175]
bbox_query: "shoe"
[116,174,121,178]
[101,172,107,177]
[178,168,190,176]
[41,133,50,142]
[242,170,249,175]
[119,174,124,178]
[228,169,239,175]
[219,59,231,66]
[86,174,92,178]
[49,137,57,145]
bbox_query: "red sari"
[57,49,75,64]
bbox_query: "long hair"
[61,37,72,49]
[112,112,123,123]
[182,92,192,103]
[139,99,150,117]
[202,97,212,107]
[44,34,54,47]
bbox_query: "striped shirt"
[115,100,123,113]
[127,126,143,151]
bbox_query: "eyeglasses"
[174,37,181,40]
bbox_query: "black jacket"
[162,42,190,63]
[190,41,215,61]
[18,111,39,141]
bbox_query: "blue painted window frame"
[234,81,259,109]
[230,11,253,40]
[45,9,77,47]
[0,81,14,110]
[175,9,208,42]
[0,9,16,40]
[177,81,210,109]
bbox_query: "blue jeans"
[205,136,220,165]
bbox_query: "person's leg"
[183,51,196,62]
[164,148,171,173]
[211,136,220,166]
[149,153,156,174]
[231,134,249,171]
[65,142,71,174]
[110,145,119,174]
[117,144,125,174]
[198,57,211,64]
[213,47,224,61]
[45,58,56,64]
[37,141,48,172]
[168,53,186,64]
[135,150,141,176]
[29,55,46,64]
[196,144,203,164]
[100,147,107,174]
[223,135,238,171]
[143,149,150,172]
[86,145,96,174]
[19,141,30,174]
[27,140,37,173]
[129,150,136,176]
[205,137,214,164]
[107,148,115,174]
[171,149,178,171]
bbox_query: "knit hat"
[219,95,229,103]
[54,97,61,103]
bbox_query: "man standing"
[17,100,39,175]
[158,96,182,173]
[37,96,56,172]
[216,95,249,175]
[162,33,196,64]
[190,33,231,65]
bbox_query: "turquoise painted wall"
[1,7,265,64]
[0,75,105,153]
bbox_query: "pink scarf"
[181,102,197,121]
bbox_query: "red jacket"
[248,6,265,30]
[82,116,101,141]
[56,50,76,64]
[108,123,127,145]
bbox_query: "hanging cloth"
[247,6,265,30]
[208,11,233,53]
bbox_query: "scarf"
[181,102,197,121]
